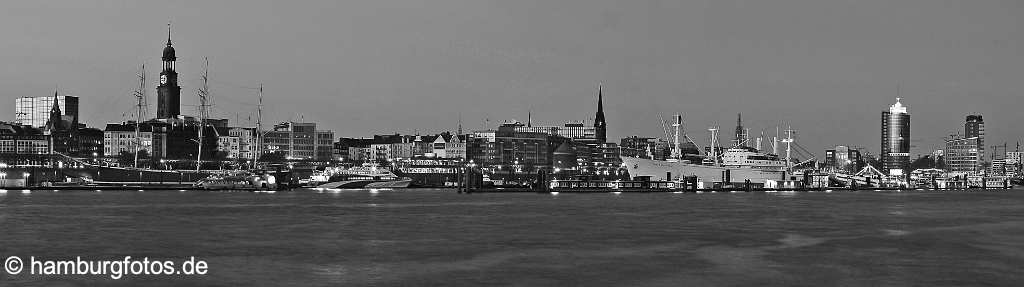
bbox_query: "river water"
[1,188,1023,286]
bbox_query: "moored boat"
[310,163,412,189]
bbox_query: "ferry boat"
[621,114,790,185]
[195,172,277,190]
[309,163,412,189]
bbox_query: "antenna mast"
[132,64,147,168]
[196,58,210,172]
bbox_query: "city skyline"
[1,1,1022,155]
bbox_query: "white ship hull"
[621,156,785,184]
[316,179,412,189]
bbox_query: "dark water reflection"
[2,189,1024,286]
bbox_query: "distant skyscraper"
[157,23,181,119]
[14,93,79,128]
[881,98,911,175]
[965,115,985,163]
[594,84,607,144]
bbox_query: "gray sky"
[1,0,1022,157]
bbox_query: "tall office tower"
[965,115,985,164]
[881,98,911,176]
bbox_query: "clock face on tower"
[160,75,168,85]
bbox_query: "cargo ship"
[621,114,792,185]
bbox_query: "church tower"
[46,89,64,132]
[157,23,181,119]
[594,84,607,144]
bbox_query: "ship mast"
[708,125,720,166]
[772,126,780,155]
[783,126,795,172]
[132,64,147,168]
[196,58,210,172]
[253,83,263,170]
[671,114,682,160]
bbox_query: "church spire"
[596,84,604,120]
[47,88,63,131]
[527,109,532,127]
[166,21,172,46]
[594,83,607,143]
[457,112,463,135]
[734,113,745,147]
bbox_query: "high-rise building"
[14,94,79,128]
[881,98,911,176]
[965,115,985,164]
[156,24,181,119]
[945,136,981,174]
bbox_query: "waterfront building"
[76,128,104,157]
[1007,151,1022,167]
[156,24,181,120]
[103,122,167,159]
[316,130,334,161]
[1007,151,1022,176]
[881,98,911,176]
[348,147,372,162]
[965,115,985,164]
[825,145,862,174]
[472,124,558,178]
[263,122,334,161]
[227,127,258,160]
[333,138,374,162]
[514,121,596,143]
[15,94,79,128]
[369,134,416,162]
[619,136,699,162]
[430,132,468,159]
[620,136,668,160]
[215,127,241,159]
[944,136,982,175]
[0,123,50,155]
[988,159,1006,176]
[473,130,496,142]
